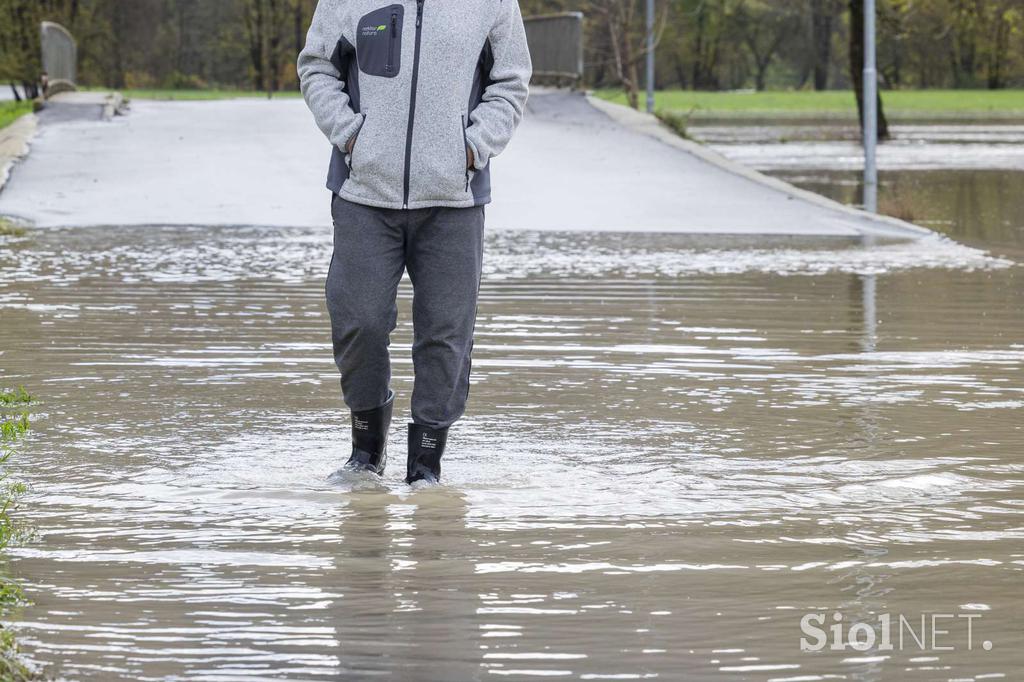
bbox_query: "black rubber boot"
[406,423,448,484]
[343,391,394,476]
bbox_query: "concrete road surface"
[0,90,928,238]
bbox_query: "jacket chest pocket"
[356,5,404,78]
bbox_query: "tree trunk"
[810,0,835,90]
[620,26,640,108]
[294,0,306,91]
[755,63,768,91]
[848,0,890,141]
[267,0,282,97]
[244,0,267,92]
[110,6,127,89]
[672,53,688,89]
[987,10,1009,89]
[601,1,641,109]
[692,2,708,89]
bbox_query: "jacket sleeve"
[297,0,363,150]
[465,0,532,170]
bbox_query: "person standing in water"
[298,0,532,483]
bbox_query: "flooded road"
[0,218,1021,680]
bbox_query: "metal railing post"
[645,0,655,114]
[863,0,878,213]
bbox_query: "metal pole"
[863,0,878,213]
[860,235,878,352]
[645,0,655,114]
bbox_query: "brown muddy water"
[1,135,1024,680]
[690,119,1024,252]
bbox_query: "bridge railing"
[523,12,584,86]
[40,21,78,95]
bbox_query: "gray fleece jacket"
[298,0,532,210]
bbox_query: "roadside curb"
[584,93,934,241]
[0,113,38,196]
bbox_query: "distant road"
[0,89,928,239]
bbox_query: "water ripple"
[0,226,1020,679]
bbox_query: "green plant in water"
[655,107,698,140]
[0,417,28,444]
[0,220,27,239]
[0,386,36,680]
[0,625,33,681]
[0,388,32,407]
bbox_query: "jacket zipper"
[461,114,471,192]
[402,0,425,208]
[386,13,397,74]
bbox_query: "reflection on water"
[0,223,1021,680]
[775,168,1024,252]
[691,119,1024,252]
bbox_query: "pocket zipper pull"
[385,13,398,74]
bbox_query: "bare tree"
[242,0,266,91]
[690,0,733,90]
[979,0,1015,89]
[5,0,1024,95]
[589,0,669,109]
[292,0,312,91]
[848,0,890,141]
[0,0,49,99]
[735,0,799,91]
[809,0,840,90]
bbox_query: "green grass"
[0,220,27,239]
[0,387,35,680]
[83,87,303,101]
[594,88,1024,119]
[0,102,32,131]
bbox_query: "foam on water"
[3,227,1012,291]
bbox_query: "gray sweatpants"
[327,195,485,429]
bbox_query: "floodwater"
[1,224,1021,681]
[1,125,1023,680]
[690,119,1024,251]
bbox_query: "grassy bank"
[0,103,32,132]
[0,386,34,681]
[100,87,1024,117]
[0,220,26,239]
[594,89,1024,120]
[84,87,303,101]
